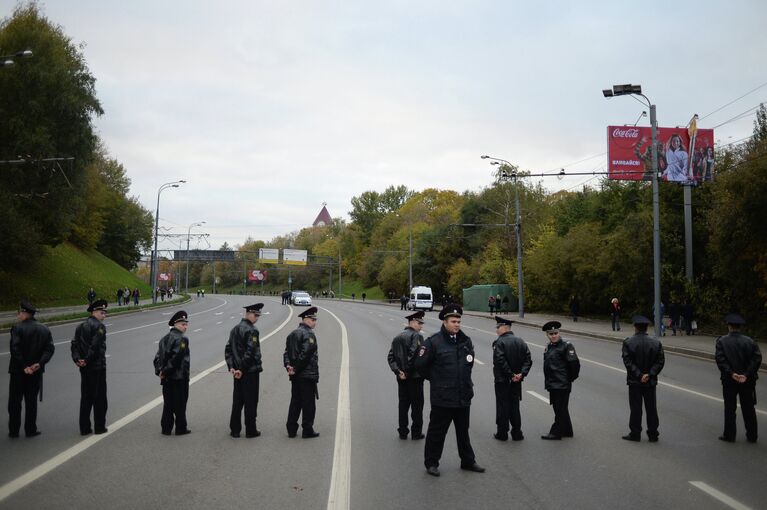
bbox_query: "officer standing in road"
[7,302,55,438]
[387,310,426,440]
[621,315,665,442]
[492,316,532,441]
[284,307,320,438]
[154,311,192,435]
[715,313,762,443]
[225,303,264,438]
[71,299,109,435]
[414,304,484,477]
[540,321,580,440]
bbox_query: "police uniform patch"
[418,346,426,356]
[466,354,473,363]
[181,342,187,349]
[309,338,315,344]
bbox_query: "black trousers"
[494,382,522,436]
[424,406,476,468]
[548,389,573,437]
[397,378,424,436]
[8,372,41,435]
[628,385,659,438]
[161,379,189,434]
[287,379,317,434]
[230,372,260,435]
[722,381,758,441]
[79,369,108,433]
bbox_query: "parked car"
[292,291,312,306]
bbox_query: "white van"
[409,286,433,311]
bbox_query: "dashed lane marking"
[527,390,550,404]
[216,321,222,325]
[192,328,202,333]
[689,481,752,510]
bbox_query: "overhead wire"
[699,81,767,121]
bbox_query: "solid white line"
[689,481,752,510]
[527,390,550,404]
[0,306,293,504]
[322,307,350,510]
[474,359,485,365]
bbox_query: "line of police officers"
[6,300,762,475]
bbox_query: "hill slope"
[0,242,152,308]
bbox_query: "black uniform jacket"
[715,332,762,383]
[154,328,191,380]
[8,319,55,374]
[414,326,475,408]
[387,327,424,379]
[225,319,263,373]
[543,339,580,391]
[71,316,107,371]
[492,332,532,384]
[283,323,319,382]
[622,332,665,385]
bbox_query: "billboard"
[258,248,279,264]
[158,273,171,281]
[173,249,236,262]
[283,249,308,266]
[607,125,715,185]
[247,269,268,282]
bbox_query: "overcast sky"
[20,0,767,251]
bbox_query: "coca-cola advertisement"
[606,125,715,184]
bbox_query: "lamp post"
[150,180,185,303]
[603,84,661,336]
[185,221,205,294]
[0,49,32,68]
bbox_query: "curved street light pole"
[149,180,185,303]
[185,221,205,294]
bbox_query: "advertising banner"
[247,269,268,282]
[159,273,171,281]
[283,249,308,266]
[606,125,715,185]
[258,248,279,264]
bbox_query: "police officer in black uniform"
[415,304,484,477]
[71,299,109,435]
[154,311,192,435]
[387,310,426,440]
[7,302,55,438]
[492,316,532,441]
[621,315,665,442]
[715,313,762,443]
[225,303,264,438]
[541,321,580,440]
[284,307,320,438]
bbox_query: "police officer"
[284,307,320,438]
[225,303,264,438]
[154,311,192,435]
[541,321,580,440]
[71,299,109,435]
[492,316,532,441]
[621,315,665,442]
[414,304,484,477]
[387,310,426,440]
[7,302,54,438]
[715,313,762,443]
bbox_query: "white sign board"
[283,249,308,266]
[258,248,279,264]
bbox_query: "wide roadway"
[0,297,764,509]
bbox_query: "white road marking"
[216,321,222,325]
[192,328,202,332]
[215,312,223,315]
[689,481,752,510]
[474,359,485,365]
[105,354,111,358]
[104,323,113,327]
[162,312,172,316]
[0,304,291,504]
[527,390,550,404]
[322,307,350,510]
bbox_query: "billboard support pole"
[684,185,693,281]
[650,102,662,337]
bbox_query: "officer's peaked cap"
[495,316,513,326]
[19,301,37,315]
[725,313,746,325]
[631,315,652,325]
[87,299,108,313]
[542,320,561,332]
[244,303,264,314]
[169,310,189,326]
[299,307,318,319]
[439,304,463,320]
[405,311,425,322]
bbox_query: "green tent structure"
[462,284,518,313]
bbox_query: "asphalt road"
[0,296,764,509]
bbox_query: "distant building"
[312,203,332,227]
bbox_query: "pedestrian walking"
[71,299,109,435]
[540,321,580,440]
[284,307,320,438]
[7,302,55,438]
[225,304,264,438]
[488,295,495,315]
[387,310,426,440]
[610,298,621,331]
[621,315,665,442]
[715,314,761,443]
[414,304,485,476]
[154,311,192,435]
[668,302,680,336]
[400,294,408,310]
[87,288,96,305]
[117,288,124,306]
[681,302,693,335]
[492,316,532,441]
[569,295,580,322]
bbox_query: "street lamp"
[149,180,185,303]
[0,49,32,68]
[604,83,662,336]
[480,155,525,318]
[185,221,206,294]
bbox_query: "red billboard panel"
[607,126,715,184]
[158,273,171,281]
[247,269,267,282]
